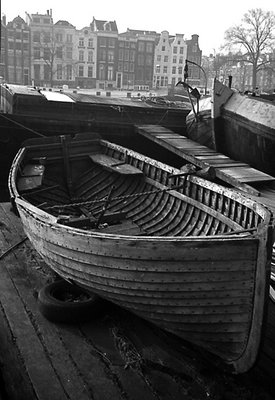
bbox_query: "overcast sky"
[1,0,275,55]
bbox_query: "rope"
[0,113,46,137]
[44,183,185,212]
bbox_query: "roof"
[55,20,75,28]
[91,18,118,32]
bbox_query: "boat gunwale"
[8,138,273,242]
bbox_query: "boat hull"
[9,135,274,374]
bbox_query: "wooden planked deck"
[136,125,275,196]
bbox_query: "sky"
[1,0,275,55]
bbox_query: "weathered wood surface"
[136,125,275,196]
[0,202,274,400]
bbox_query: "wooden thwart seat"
[89,154,143,175]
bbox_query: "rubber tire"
[38,280,102,323]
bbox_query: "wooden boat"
[186,79,275,176]
[8,133,274,374]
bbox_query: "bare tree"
[224,8,275,90]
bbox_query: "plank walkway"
[136,125,275,196]
[0,202,274,399]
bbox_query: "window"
[88,51,93,62]
[107,66,113,80]
[146,55,152,66]
[146,43,153,52]
[66,47,73,59]
[173,56,177,64]
[118,62,123,72]
[180,47,184,54]
[79,50,84,62]
[124,63,129,72]
[178,67,183,74]
[99,49,106,61]
[44,64,50,81]
[161,46,165,51]
[172,66,176,74]
[99,64,105,80]
[124,50,129,61]
[157,55,161,62]
[108,51,114,62]
[164,55,168,62]
[88,66,93,77]
[23,32,29,40]
[129,63,134,72]
[163,66,167,73]
[57,64,62,79]
[43,18,50,24]
[179,57,183,64]
[130,50,135,62]
[56,33,63,42]
[16,32,21,40]
[137,54,144,65]
[78,65,84,77]
[44,32,51,43]
[44,48,51,60]
[156,65,160,73]
[56,47,63,59]
[173,46,177,54]
[88,38,94,47]
[99,37,106,47]
[33,31,40,42]
[24,68,29,85]
[109,38,115,47]
[79,38,84,47]
[34,64,40,80]
[66,64,72,80]
[66,34,73,43]
[138,42,145,52]
[34,47,40,59]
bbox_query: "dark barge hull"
[186,79,275,176]
[0,84,189,185]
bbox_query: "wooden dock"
[136,125,275,197]
[0,202,275,399]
